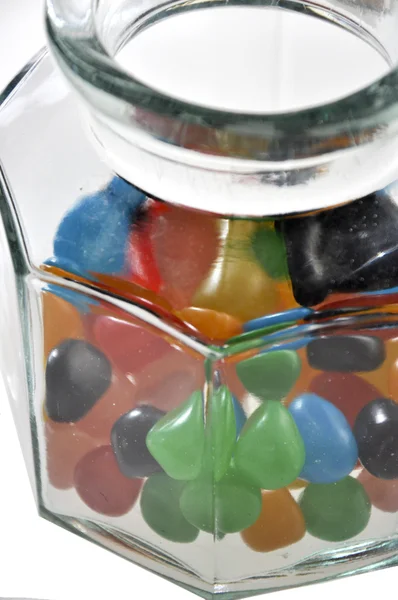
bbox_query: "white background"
[0,0,397,599]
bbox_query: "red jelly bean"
[126,218,163,293]
[76,370,137,440]
[309,372,381,427]
[152,205,219,309]
[74,446,143,516]
[133,348,204,412]
[91,315,170,376]
[358,469,398,513]
[45,420,104,490]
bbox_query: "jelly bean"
[53,178,145,276]
[151,205,219,308]
[281,192,398,306]
[284,348,318,406]
[358,469,398,512]
[75,371,137,440]
[234,401,305,490]
[45,339,112,423]
[236,350,301,401]
[111,405,165,478]
[276,280,299,312]
[193,221,279,322]
[288,479,308,490]
[306,335,385,372]
[42,290,84,357]
[388,353,398,402]
[146,391,205,481]
[176,307,242,341]
[251,225,289,281]
[233,395,246,437]
[299,477,371,542]
[354,398,398,479]
[309,372,382,426]
[90,315,170,376]
[141,474,199,543]
[204,386,236,482]
[126,217,163,293]
[241,489,306,552]
[180,467,262,534]
[45,420,105,490]
[132,349,204,412]
[360,334,398,398]
[243,307,312,334]
[289,393,358,484]
[74,446,143,516]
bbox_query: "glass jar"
[2,0,398,598]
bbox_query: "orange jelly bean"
[361,335,398,399]
[176,307,243,342]
[241,489,306,552]
[45,420,105,490]
[42,291,84,357]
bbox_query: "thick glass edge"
[46,0,398,161]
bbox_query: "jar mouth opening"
[46,0,398,162]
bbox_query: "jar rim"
[45,0,398,163]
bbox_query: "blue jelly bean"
[243,308,313,333]
[233,395,246,438]
[53,177,145,276]
[288,393,358,484]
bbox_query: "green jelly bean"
[252,227,289,281]
[180,467,262,534]
[141,474,199,543]
[146,390,205,481]
[299,476,371,542]
[236,350,301,400]
[207,385,237,482]
[234,400,305,490]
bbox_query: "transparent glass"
[2,0,398,596]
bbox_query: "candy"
[243,307,312,334]
[234,401,305,490]
[353,398,398,479]
[180,468,262,534]
[289,393,358,484]
[141,474,199,543]
[176,307,242,341]
[53,177,145,276]
[308,372,382,427]
[76,371,136,440]
[74,445,143,516]
[146,390,205,481]
[281,192,398,306]
[42,290,84,356]
[152,205,219,308]
[358,469,398,512]
[133,350,204,414]
[193,221,278,322]
[204,386,236,481]
[241,489,305,552]
[111,405,165,478]
[251,225,289,281]
[299,477,371,542]
[90,314,170,376]
[236,350,301,401]
[306,335,385,372]
[126,216,163,293]
[232,395,246,437]
[45,339,112,423]
[45,420,104,490]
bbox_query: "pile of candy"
[41,177,398,553]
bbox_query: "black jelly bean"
[280,193,398,306]
[306,335,385,372]
[45,339,112,422]
[111,405,165,478]
[354,398,398,479]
